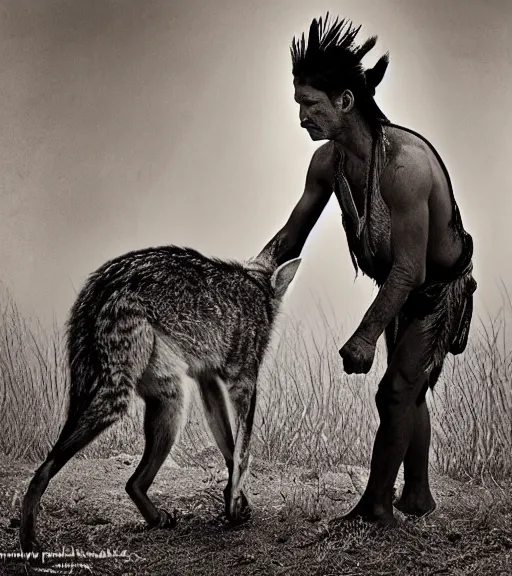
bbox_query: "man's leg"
[337,317,440,526]
[394,363,443,516]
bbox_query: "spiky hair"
[291,13,389,100]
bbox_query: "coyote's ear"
[271,258,301,299]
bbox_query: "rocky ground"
[0,449,511,575]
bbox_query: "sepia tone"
[0,1,510,575]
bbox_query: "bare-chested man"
[258,14,477,526]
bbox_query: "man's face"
[293,81,344,141]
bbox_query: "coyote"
[19,244,300,552]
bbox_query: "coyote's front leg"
[197,373,256,523]
[224,379,257,522]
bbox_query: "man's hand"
[339,333,377,375]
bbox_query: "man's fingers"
[339,345,372,375]
[342,355,356,374]
[339,350,352,374]
[363,357,374,374]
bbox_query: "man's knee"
[415,381,430,406]
[376,368,419,412]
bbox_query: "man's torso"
[319,124,469,285]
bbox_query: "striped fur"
[19,245,301,552]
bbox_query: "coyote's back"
[68,245,280,391]
[20,243,301,553]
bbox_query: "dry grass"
[0,283,510,485]
[0,289,68,462]
[0,453,510,576]
[0,283,511,575]
[429,298,512,480]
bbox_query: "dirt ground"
[0,450,510,576]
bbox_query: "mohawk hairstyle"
[291,13,390,125]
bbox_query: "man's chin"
[302,126,328,141]
[309,132,327,141]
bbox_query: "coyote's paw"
[226,490,252,525]
[149,508,178,530]
[19,530,42,556]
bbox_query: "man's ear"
[334,89,355,113]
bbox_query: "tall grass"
[253,303,512,481]
[0,289,67,462]
[0,284,510,482]
[252,309,382,471]
[430,299,512,480]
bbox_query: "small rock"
[236,553,255,565]
[74,488,86,502]
[447,531,461,543]
[85,516,111,526]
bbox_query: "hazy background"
[0,0,510,340]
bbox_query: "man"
[258,14,477,526]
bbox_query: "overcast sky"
[0,0,510,341]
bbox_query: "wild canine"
[19,244,301,552]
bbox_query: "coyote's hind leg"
[128,337,190,528]
[20,385,133,553]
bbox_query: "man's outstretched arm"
[258,144,334,266]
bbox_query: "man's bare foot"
[329,501,398,529]
[394,491,436,517]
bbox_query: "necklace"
[335,139,374,239]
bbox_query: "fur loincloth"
[393,234,477,379]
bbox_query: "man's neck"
[333,113,374,165]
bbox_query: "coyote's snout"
[19,244,300,552]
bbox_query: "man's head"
[291,13,390,140]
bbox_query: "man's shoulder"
[384,125,433,167]
[383,126,434,178]
[308,141,336,183]
[381,127,433,204]
[311,141,335,164]
[384,124,448,177]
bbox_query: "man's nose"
[299,106,308,124]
